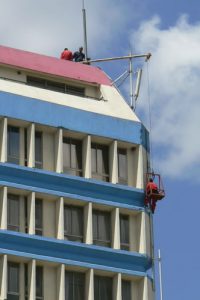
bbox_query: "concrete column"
[139,212,146,254]
[135,145,144,189]
[27,123,35,168]
[55,128,63,173]
[0,117,7,162]
[57,264,65,300]
[84,202,93,244]
[28,260,36,300]
[28,192,35,235]
[56,197,64,240]
[109,140,118,183]
[83,135,91,178]
[0,255,7,300]
[0,187,7,230]
[86,269,94,300]
[112,207,120,249]
[113,273,121,300]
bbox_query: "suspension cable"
[146,60,154,172]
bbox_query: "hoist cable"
[146,60,154,173]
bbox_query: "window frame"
[7,125,20,165]
[7,262,20,300]
[65,271,85,300]
[120,214,130,251]
[64,204,84,242]
[63,137,83,176]
[91,143,109,182]
[92,209,111,247]
[7,194,20,232]
[117,148,128,185]
[35,198,43,236]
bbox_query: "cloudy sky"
[0,1,200,299]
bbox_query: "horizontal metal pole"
[83,53,151,64]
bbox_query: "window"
[7,262,20,300]
[35,199,43,235]
[120,214,130,251]
[63,137,82,176]
[94,275,112,300]
[36,266,43,300]
[7,194,20,231]
[24,264,28,300]
[118,149,128,185]
[122,280,131,300]
[91,143,109,182]
[65,271,85,300]
[35,131,43,169]
[64,205,83,242]
[7,125,20,164]
[27,76,85,97]
[93,210,111,247]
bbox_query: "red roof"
[0,45,112,86]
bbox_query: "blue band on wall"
[0,91,149,151]
[0,230,152,276]
[0,163,145,209]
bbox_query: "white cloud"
[0,0,135,58]
[131,15,200,180]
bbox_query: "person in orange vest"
[60,48,73,61]
[145,178,159,213]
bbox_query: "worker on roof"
[60,48,73,61]
[145,178,159,213]
[73,47,85,62]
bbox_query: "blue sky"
[0,1,200,299]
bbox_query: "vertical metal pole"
[129,55,134,109]
[149,212,156,292]
[158,249,163,300]
[82,0,88,60]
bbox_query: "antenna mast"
[82,0,88,60]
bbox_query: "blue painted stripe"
[0,163,145,209]
[0,230,152,276]
[0,91,149,150]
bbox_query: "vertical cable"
[146,61,154,172]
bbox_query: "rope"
[146,60,154,173]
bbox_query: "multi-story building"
[0,45,154,300]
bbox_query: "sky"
[0,1,200,299]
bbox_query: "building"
[0,45,154,300]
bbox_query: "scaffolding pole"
[84,53,151,64]
[82,0,88,60]
[158,249,163,300]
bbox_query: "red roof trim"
[0,45,112,86]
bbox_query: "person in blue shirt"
[73,47,85,62]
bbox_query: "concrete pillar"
[0,255,7,300]
[83,135,91,178]
[28,260,36,300]
[86,269,94,300]
[113,273,121,300]
[28,192,35,235]
[112,207,120,249]
[57,264,65,300]
[84,202,93,244]
[135,145,144,189]
[0,187,7,230]
[139,212,146,254]
[27,123,35,168]
[56,197,64,240]
[0,117,7,162]
[55,128,63,173]
[109,140,118,184]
